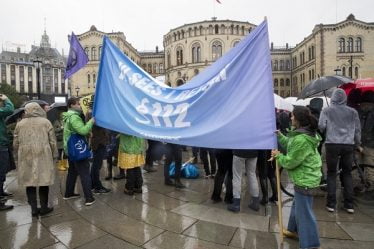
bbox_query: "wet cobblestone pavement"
[1,155,374,249]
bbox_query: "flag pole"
[275,160,284,244]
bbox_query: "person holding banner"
[164,143,186,189]
[118,133,145,195]
[271,106,322,249]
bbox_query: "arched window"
[312,69,315,79]
[280,79,284,87]
[91,47,96,60]
[98,46,102,60]
[84,47,90,60]
[355,37,362,52]
[286,79,290,86]
[355,67,359,78]
[87,74,91,87]
[176,47,184,66]
[280,60,284,71]
[188,28,192,37]
[235,25,239,35]
[311,46,315,59]
[286,60,290,70]
[342,67,346,76]
[199,26,203,35]
[93,73,96,87]
[273,60,278,71]
[339,38,345,53]
[177,32,181,40]
[181,30,185,39]
[274,79,278,87]
[212,41,222,61]
[241,26,245,35]
[159,63,164,74]
[347,37,354,52]
[192,43,201,63]
[221,25,226,34]
[233,41,240,47]
[214,24,219,34]
[194,27,197,36]
[176,79,184,86]
[230,25,234,34]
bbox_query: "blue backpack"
[67,134,92,162]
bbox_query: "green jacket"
[0,99,15,147]
[62,110,94,155]
[276,128,322,188]
[119,134,145,155]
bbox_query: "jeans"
[91,145,106,190]
[164,144,182,180]
[212,149,233,201]
[200,148,217,175]
[0,149,10,195]
[65,159,93,200]
[232,156,258,199]
[288,191,320,249]
[325,144,354,208]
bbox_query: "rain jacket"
[318,88,361,145]
[119,134,145,155]
[62,109,94,155]
[13,102,57,187]
[276,128,322,188]
[0,99,14,148]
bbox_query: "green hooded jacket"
[119,134,145,155]
[275,128,322,188]
[62,109,94,155]
[0,99,15,147]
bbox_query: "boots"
[39,187,53,216]
[260,178,268,205]
[26,187,39,217]
[227,198,240,212]
[269,177,278,202]
[248,197,260,211]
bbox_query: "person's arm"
[353,111,361,146]
[47,121,58,159]
[277,132,289,149]
[70,115,94,136]
[275,137,309,170]
[318,109,327,133]
[0,96,14,118]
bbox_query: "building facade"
[0,30,68,99]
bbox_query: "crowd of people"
[0,88,373,249]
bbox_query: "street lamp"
[33,58,42,99]
[334,67,341,76]
[75,86,80,97]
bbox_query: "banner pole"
[275,160,284,244]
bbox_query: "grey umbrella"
[299,75,352,99]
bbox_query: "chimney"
[156,46,159,53]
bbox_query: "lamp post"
[33,58,42,99]
[75,86,80,97]
[334,67,341,76]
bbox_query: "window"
[54,68,58,93]
[61,69,65,94]
[192,43,201,63]
[347,38,353,52]
[153,63,157,74]
[233,41,239,47]
[308,47,312,61]
[273,60,278,71]
[286,60,290,70]
[93,73,96,88]
[339,38,345,53]
[214,25,219,34]
[159,63,164,74]
[342,67,346,76]
[199,26,203,35]
[148,64,152,73]
[28,67,33,93]
[355,37,362,52]
[312,69,315,79]
[1,64,6,83]
[99,46,102,59]
[349,66,352,78]
[176,47,184,66]
[286,79,290,86]
[280,60,284,71]
[10,65,15,87]
[19,66,25,93]
[355,67,359,78]
[311,46,315,59]
[280,79,284,87]
[167,52,171,68]
[309,70,312,81]
[176,79,184,86]
[212,41,222,61]
[87,74,91,88]
[84,47,90,60]
[274,79,278,87]
[221,25,226,34]
[194,27,197,36]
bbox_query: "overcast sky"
[1,0,373,54]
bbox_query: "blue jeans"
[288,191,320,249]
[91,145,106,190]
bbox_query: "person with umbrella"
[319,88,362,214]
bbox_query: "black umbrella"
[299,75,352,99]
[47,103,68,124]
[5,108,25,125]
[21,99,49,108]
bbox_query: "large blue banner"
[93,20,276,149]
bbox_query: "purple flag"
[64,32,88,79]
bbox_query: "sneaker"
[93,188,111,194]
[325,205,335,212]
[343,205,354,214]
[0,202,13,211]
[39,207,54,216]
[85,198,96,206]
[63,193,81,200]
